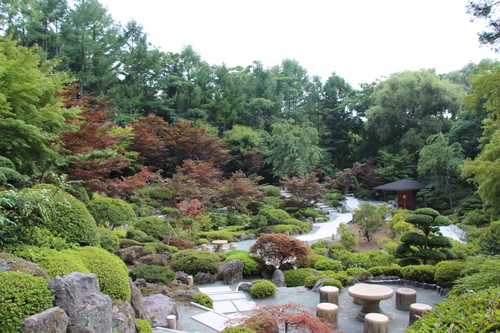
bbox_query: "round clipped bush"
[250,280,277,298]
[407,288,500,332]
[368,265,402,277]
[304,275,322,288]
[266,187,281,197]
[141,242,178,256]
[97,227,119,252]
[134,217,170,240]
[268,209,290,222]
[307,254,330,268]
[314,259,342,272]
[87,195,136,229]
[135,318,153,333]
[401,265,437,284]
[170,249,221,275]
[0,271,55,333]
[34,184,99,246]
[13,246,90,279]
[434,261,469,289]
[221,327,256,333]
[224,254,260,275]
[119,239,142,248]
[346,267,371,280]
[130,265,176,284]
[321,278,343,290]
[74,246,131,301]
[284,268,315,287]
[192,292,213,309]
[127,229,157,243]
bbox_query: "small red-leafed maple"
[280,172,330,207]
[215,171,264,212]
[249,233,310,269]
[107,167,161,199]
[129,114,168,170]
[176,159,222,189]
[176,199,204,221]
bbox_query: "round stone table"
[348,283,394,322]
[211,240,228,251]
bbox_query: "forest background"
[3,0,500,220]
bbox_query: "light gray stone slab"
[191,311,230,331]
[232,299,257,312]
[198,286,233,294]
[213,301,238,314]
[211,292,247,301]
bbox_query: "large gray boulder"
[130,280,149,322]
[49,272,112,333]
[137,254,169,266]
[112,300,136,333]
[115,246,143,265]
[142,294,178,327]
[222,259,244,285]
[194,272,217,285]
[271,268,286,287]
[0,253,49,281]
[22,307,69,333]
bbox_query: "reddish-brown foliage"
[176,199,204,221]
[229,302,343,333]
[107,167,162,199]
[162,236,196,250]
[280,173,330,206]
[129,114,168,169]
[176,159,222,189]
[215,171,264,212]
[249,234,310,269]
[162,173,213,205]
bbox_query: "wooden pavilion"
[373,179,427,210]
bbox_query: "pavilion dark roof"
[373,179,427,191]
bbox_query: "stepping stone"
[191,311,230,331]
[233,299,257,312]
[211,292,247,301]
[199,286,233,294]
[213,301,238,314]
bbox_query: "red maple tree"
[129,114,168,170]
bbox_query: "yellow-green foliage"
[250,280,276,298]
[135,319,153,333]
[74,246,131,301]
[13,246,90,279]
[97,227,119,252]
[141,242,178,256]
[192,292,213,308]
[170,249,221,275]
[34,184,99,246]
[87,195,136,229]
[200,231,241,242]
[269,209,290,221]
[269,224,301,234]
[0,272,55,333]
[224,253,260,275]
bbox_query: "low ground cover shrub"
[0,272,55,333]
[284,268,315,287]
[401,265,437,284]
[141,242,178,256]
[221,327,256,333]
[434,261,469,289]
[130,265,176,284]
[170,249,220,275]
[250,280,276,298]
[314,259,342,272]
[224,253,260,275]
[134,217,170,240]
[135,318,153,333]
[200,231,240,242]
[192,292,213,308]
[127,229,157,243]
[269,224,301,234]
[321,278,343,289]
[368,265,402,277]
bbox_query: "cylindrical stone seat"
[364,313,389,333]
[396,288,417,311]
[206,246,213,253]
[167,315,177,329]
[200,244,208,251]
[230,244,238,251]
[187,275,194,285]
[316,302,338,327]
[409,303,432,326]
[319,286,339,305]
[221,247,228,254]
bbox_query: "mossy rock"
[119,238,143,248]
[0,252,49,281]
[87,195,136,229]
[0,271,55,333]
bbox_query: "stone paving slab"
[233,299,257,312]
[211,292,247,301]
[198,286,233,294]
[213,300,238,313]
[191,311,230,331]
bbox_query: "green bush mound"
[401,265,437,284]
[434,261,469,289]
[226,250,250,257]
[130,265,176,284]
[321,271,348,286]
[34,184,99,246]
[368,265,402,277]
[141,242,178,256]
[0,156,15,169]
[135,318,153,333]
[0,272,55,333]
[224,253,260,275]
[266,187,281,197]
[221,327,256,333]
[192,292,214,309]
[119,238,142,248]
[0,166,23,186]
[170,249,221,275]
[314,259,342,272]
[75,246,131,301]
[250,280,277,298]
[346,267,371,280]
[97,227,119,252]
[134,217,169,240]
[162,236,196,250]
[13,246,90,278]
[127,229,157,243]
[407,288,500,332]
[200,231,240,242]
[311,240,330,249]
[269,224,302,234]
[284,268,316,287]
[321,278,343,290]
[307,254,330,268]
[87,196,136,229]
[268,209,290,221]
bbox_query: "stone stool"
[396,288,417,311]
[167,315,177,329]
[409,303,432,326]
[200,244,208,251]
[230,244,238,251]
[187,276,193,285]
[316,302,338,327]
[319,286,339,305]
[221,247,228,254]
[364,313,389,333]
[206,246,213,253]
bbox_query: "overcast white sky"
[98,0,498,87]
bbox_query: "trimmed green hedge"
[314,259,342,272]
[170,249,221,275]
[200,231,240,242]
[0,272,55,333]
[130,265,176,284]
[224,253,260,275]
[401,265,437,284]
[87,196,136,229]
[250,280,276,298]
[284,268,315,287]
[192,292,213,309]
[368,265,402,277]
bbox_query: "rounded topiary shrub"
[141,242,178,256]
[398,257,422,267]
[407,288,500,332]
[87,195,136,229]
[74,246,131,301]
[127,229,157,243]
[368,265,402,277]
[224,253,260,275]
[401,265,437,284]
[284,268,315,287]
[170,249,221,275]
[304,275,322,288]
[33,184,99,246]
[66,184,90,203]
[434,261,469,289]
[321,278,343,290]
[250,280,277,298]
[314,259,342,272]
[0,271,55,333]
[221,327,256,333]
[97,227,119,252]
[266,187,281,197]
[346,267,371,280]
[13,246,90,279]
[130,265,176,284]
[135,318,153,333]
[0,167,22,186]
[134,217,170,240]
[192,292,213,309]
